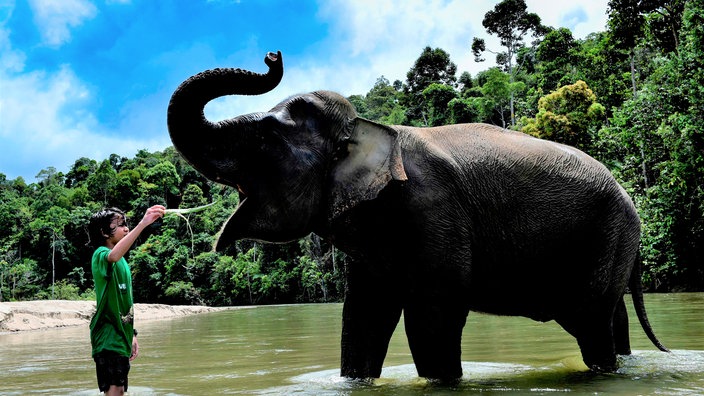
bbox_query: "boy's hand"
[130,336,139,361]
[141,205,165,226]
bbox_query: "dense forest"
[1,0,702,304]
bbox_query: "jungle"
[1,0,701,304]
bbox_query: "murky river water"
[1,293,702,395]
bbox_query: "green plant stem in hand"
[164,202,217,257]
[163,201,217,215]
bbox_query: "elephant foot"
[340,364,382,379]
[579,333,619,373]
[425,376,463,387]
[585,360,618,373]
[556,313,619,373]
[417,363,463,382]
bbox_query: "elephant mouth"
[235,183,252,211]
[236,184,247,196]
[266,52,279,62]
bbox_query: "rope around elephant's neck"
[164,202,217,258]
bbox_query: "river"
[1,293,702,395]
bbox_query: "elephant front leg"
[340,292,402,378]
[341,294,402,378]
[404,301,469,381]
[340,277,402,379]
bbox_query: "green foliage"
[35,279,83,300]
[520,80,605,153]
[472,0,546,68]
[447,97,480,124]
[596,0,704,290]
[422,83,458,126]
[402,47,457,125]
[536,28,580,91]
[164,281,202,305]
[472,0,547,126]
[1,1,703,300]
[477,67,525,127]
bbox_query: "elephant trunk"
[166,51,283,182]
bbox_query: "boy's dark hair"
[88,208,127,249]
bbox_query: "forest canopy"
[1,0,701,304]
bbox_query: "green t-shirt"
[90,246,134,358]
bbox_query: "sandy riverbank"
[0,300,232,333]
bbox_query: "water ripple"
[255,352,704,395]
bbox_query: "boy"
[88,205,165,395]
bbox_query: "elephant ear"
[329,118,407,220]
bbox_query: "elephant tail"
[630,251,670,352]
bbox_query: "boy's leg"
[94,352,130,394]
[106,385,125,395]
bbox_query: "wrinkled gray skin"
[167,52,668,381]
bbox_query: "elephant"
[167,51,668,381]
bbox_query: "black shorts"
[94,352,130,392]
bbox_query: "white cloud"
[0,50,166,180]
[309,0,609,99]
[201,0,610,126]
[27,0,96,47]
[196,0,495,125]
[0,0,613,181]
[317,0,499,85]
[527,0,609,39]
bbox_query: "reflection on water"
[0,294,702,395]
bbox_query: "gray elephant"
[167,51,668,381]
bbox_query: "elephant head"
[167,51,407,249]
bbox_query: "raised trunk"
[166,51,283,182]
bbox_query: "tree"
[642,0,685,54]
[403,47,457,125]
[30,206,71,298]
[536,28,580,91]
[65,157,97,188]
[607,0,647,96]
[87,160,117,204]
[0,245,12,301]
[607,0,686,95]
[181,184,207,208]
[598,0,704,290]
[457,71,474,97]
[145,161,181,203]
[472,0,547,125]
[347,94,368,118]
[422,83,458,126]
[7,258,39,300]
[447,98,480,124]
[363,76,405,124]
[36,167,63,187]
[645,0,704,289]
[479,67,525,128]
[521,80,605,153]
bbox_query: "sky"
[0,0,609,182]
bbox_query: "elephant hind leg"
[556,312,618,372]
[404,303,469,381]
[613,298,631,356]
